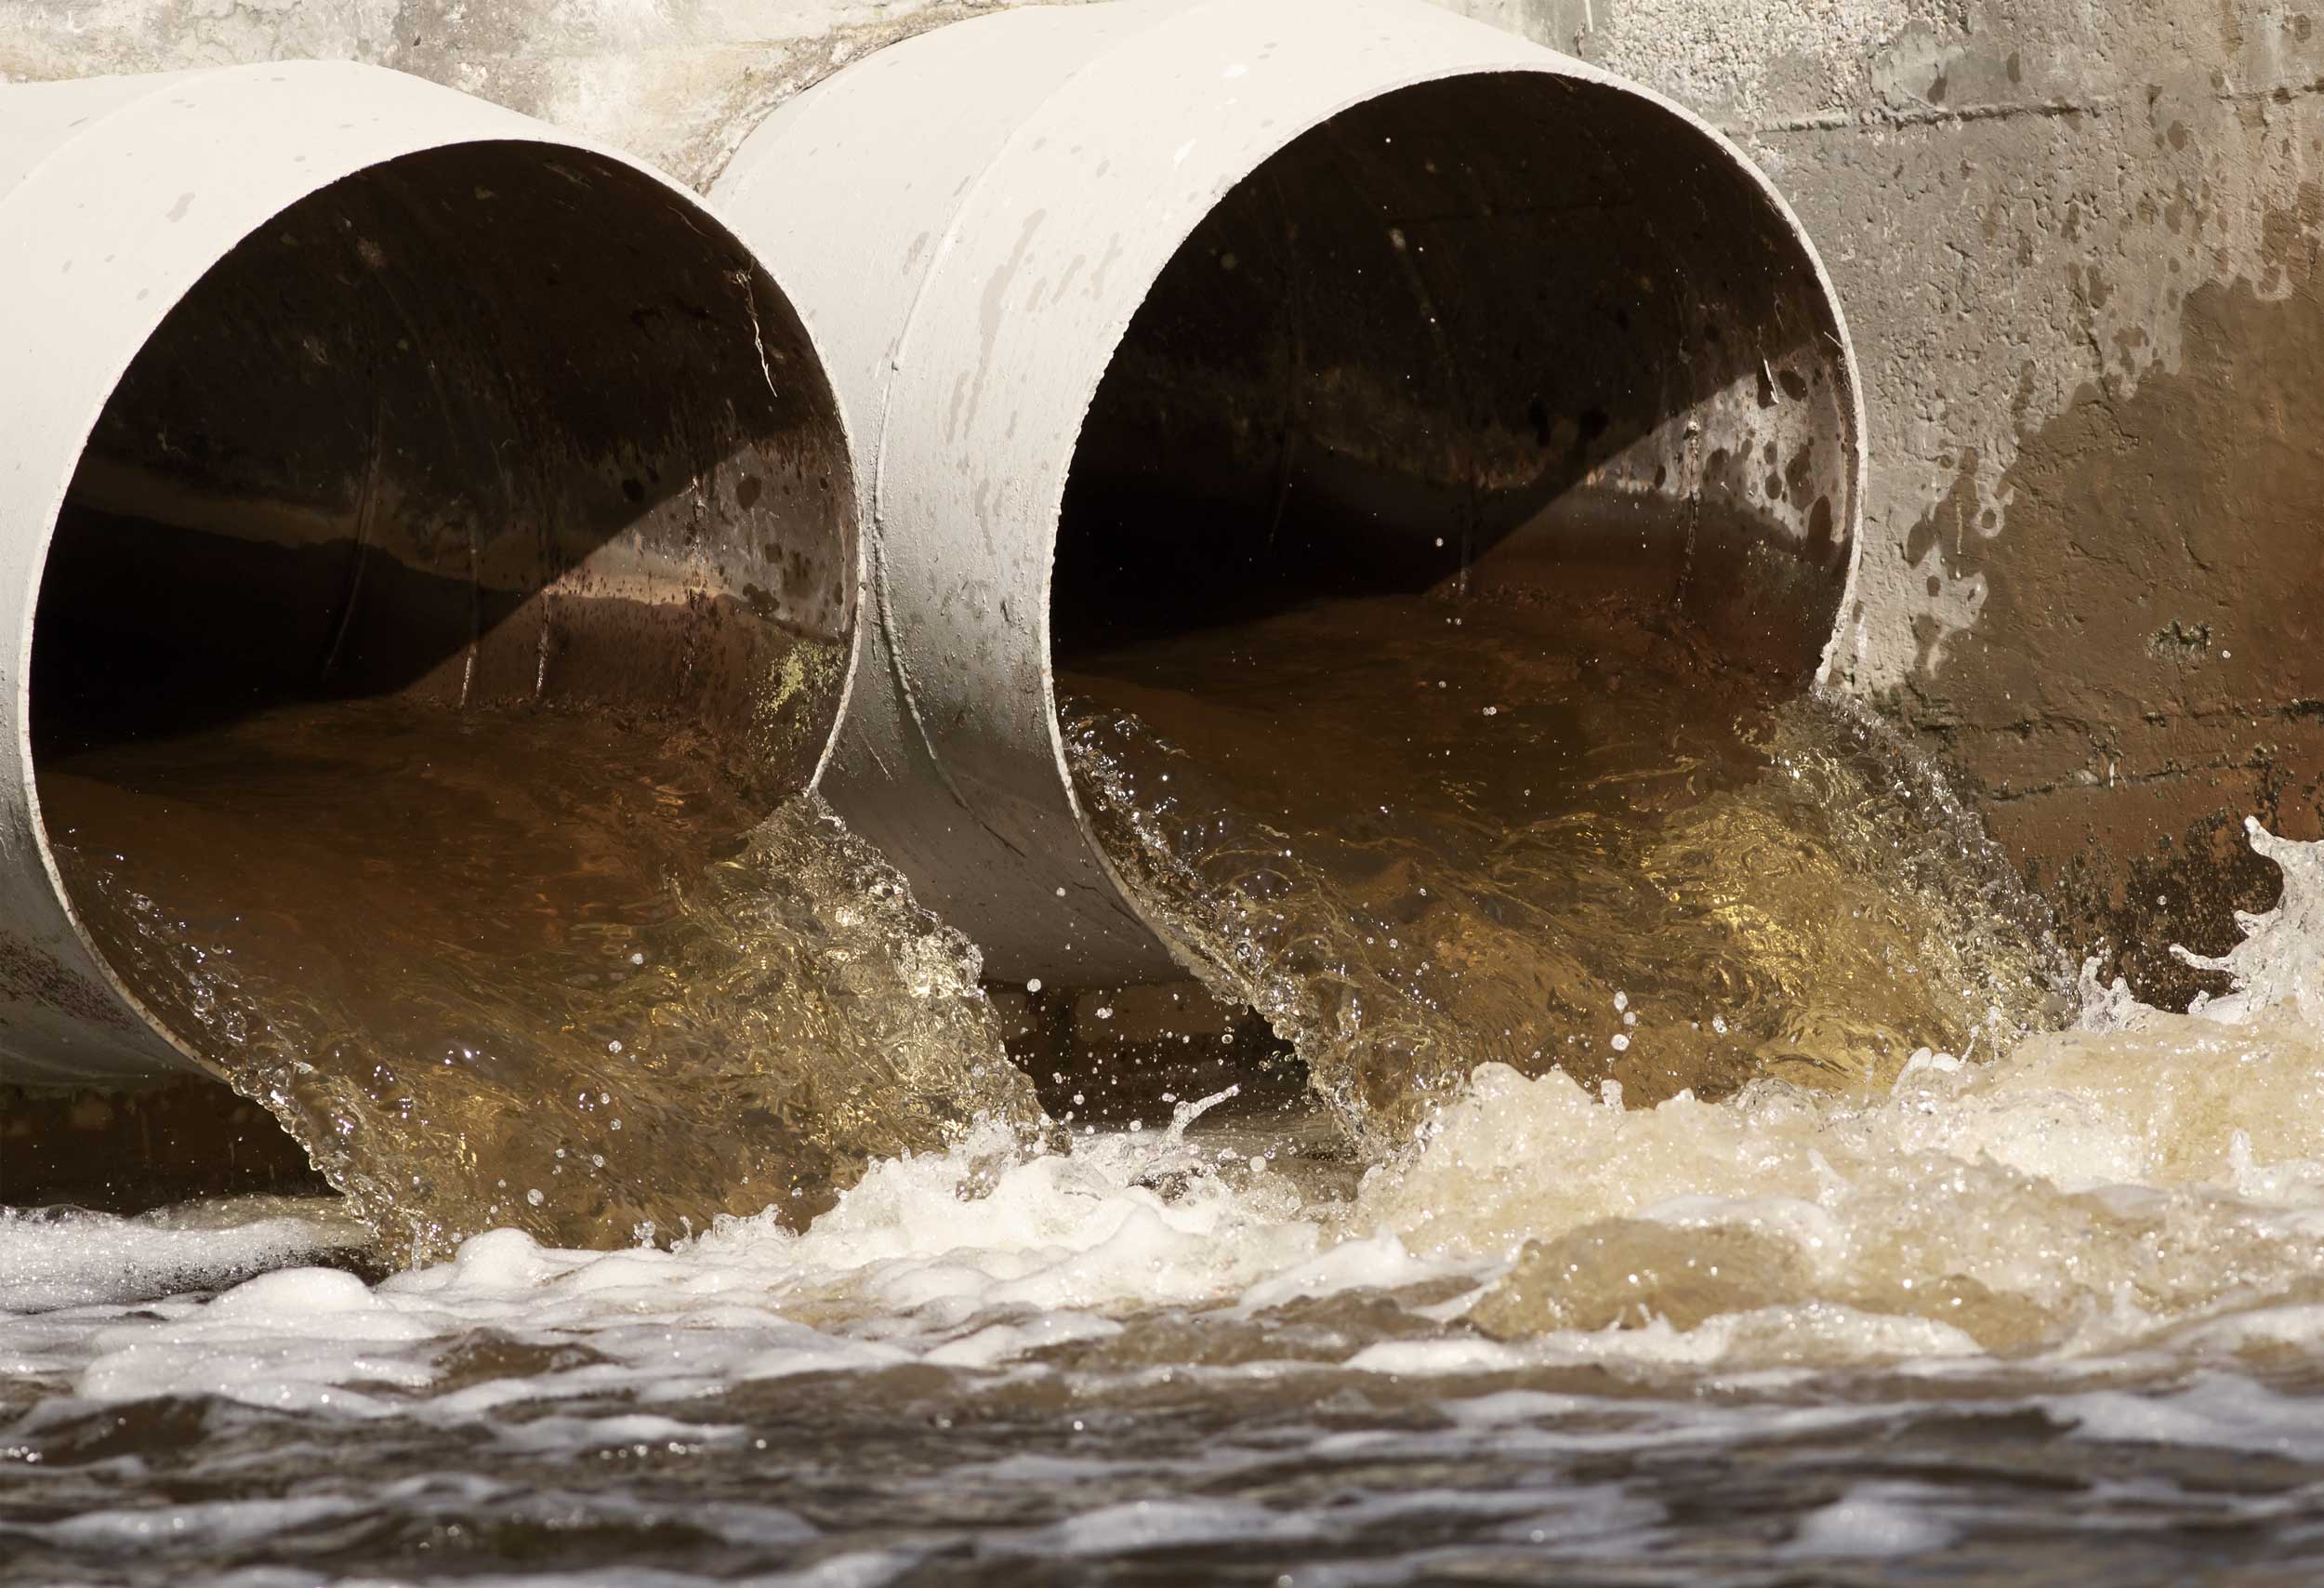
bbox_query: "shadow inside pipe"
[1053,72,1854,680]
[33,142,852,805]
[1037,73,2039,1146]
[15,142,878,1239]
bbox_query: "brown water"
[24,585,2324,1588]
[1061,589,2067,1148]
[40,700,1042,1264]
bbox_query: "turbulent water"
[39,702,1042,1263]
[19,597,2324,1581]
[12,847,2324,1582]
[1061,591,2066,1144]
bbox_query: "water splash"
[2172,816,2324,1026]
[1361,816,2324,1359]
[44,702,1045,1263]
[1060,592,2067,1149]
[21,815,2324,1402]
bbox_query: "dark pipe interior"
[33,141,854,808]
[1053,73,1855,677]
[26,140,856,1107]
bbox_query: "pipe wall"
[0,62,858,1085]
[714,0,1866,987]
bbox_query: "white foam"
[1011,1498,1312,1556]
[14,821,2324,1423]
[0,1199,357,1312]
[1786,1485,1958,1557]
[41,1494,365,1549]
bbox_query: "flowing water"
[1059,591,2065,1140]
[36,702,1043,1263]
[15,592,2324,1584]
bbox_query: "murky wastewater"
[12,591,2324,1584]
[1061,589,2064,1141]
[38,702,1040,1263]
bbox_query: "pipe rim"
[3,61,864,1079]
[1017,55,1868,984]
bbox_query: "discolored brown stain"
[1897,232,2324,1005]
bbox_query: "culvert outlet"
[713,0,1865,990]
[0,63,856,1088]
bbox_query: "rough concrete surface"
[7,0,2322,999]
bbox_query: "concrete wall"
[8,0,2321,1000]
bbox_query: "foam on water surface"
[0,1198,367,1313]
[11,739,2324,1581]
[10,817,2324,1434]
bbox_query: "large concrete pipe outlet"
[1,63,855,1086]
[713,0,1864,990]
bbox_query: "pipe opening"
[27,140,855,1134]
[1053,73,1854,672]
[1050,73,1902,1131]
[34,141,852,798]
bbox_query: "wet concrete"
[1894,250,2324,1003]
[8,0,2324,996]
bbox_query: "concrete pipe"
[0,62,856,1086]
[713,0,1864,988]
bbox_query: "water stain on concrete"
[1900,196,2324,1004]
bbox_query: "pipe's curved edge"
[1489,56,1869,690]
[712,2,1193,986]
[0,61,861,1087]
[720,0,1865,990]
[1023,22,1872,990]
